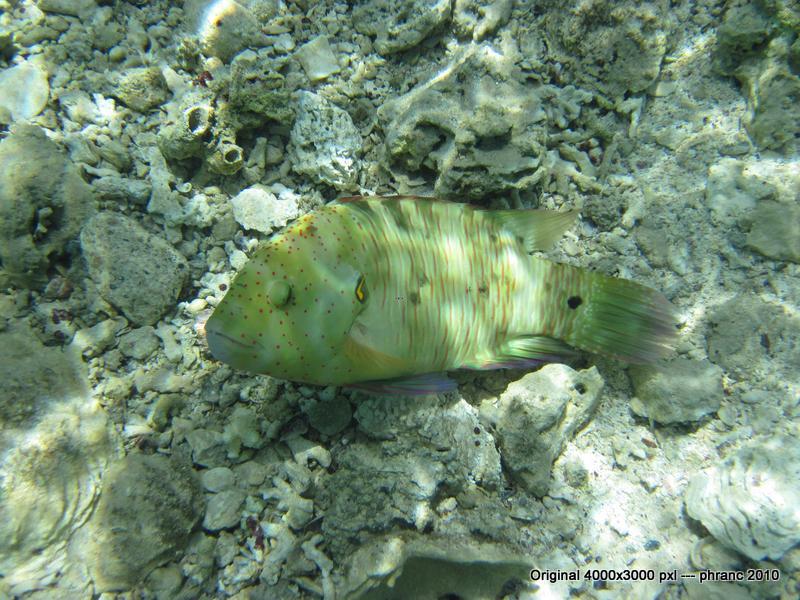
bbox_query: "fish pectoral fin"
[343,329,409,373]
[344,373,457,396]
[475,335,578,369]
[490,209,579,252]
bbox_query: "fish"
[205,196,677,394]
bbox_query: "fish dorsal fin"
[491,209,579,252]
[472,335,578,369]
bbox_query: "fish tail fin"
[551,265,678,364]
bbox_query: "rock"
[229,50,294,126]
[0,365,111,596]
[92,176,152,206]
[746,200,800,263]
[352,0,452,54]
[629,358,723,424]
[541,0,671,98]
[453,0,513,41]
[118,326,160,360]
[322,394,503,553]
[341,534,533,599]
[0,124,95,287]
[288,91,361,190]
[0,321,88,426]
[230,185,300,233]
[234,460,269,486]
[714,2,800,150]
[186,428,227,467]
[714,1,775,76]
[201,467,236,492]
[36,0,96,18]
[379,44,595,200]
[707,294,800,378]
[307,397,352,436]
[73,453,204,592]
[157,98,214,161]
[80,212,189,325]
[741,59,800,151]
[294,35,340,82]
[0,62,49,122]
[223,405,263,456]
[285,436,331,469]
[112,67,170,113]
[185,0,267,62]
[203,489,245,531]
[478,364,604,497]
[705,159,765,226]
[685,435,800,561]
[71,318,126,358]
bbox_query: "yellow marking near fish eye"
[355,274,367,303]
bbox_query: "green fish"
[205,196,676,394]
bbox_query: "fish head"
[205,220,366,384]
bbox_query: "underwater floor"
[1,0,799,598]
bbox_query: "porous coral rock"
[227,49,294,127]
[229,185,300,233]
[715,1,800,150]
[321,394,502,555]
[379,43,595,200]
[478,364,603,496]
[157,98,214,161]
[288,91,361,190]
[112,66,170,113]
[453,0,513,41]
[540,0,672,98]
[685,435,800,561]
[352,0,452,55]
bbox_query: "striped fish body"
[205,197,676,389]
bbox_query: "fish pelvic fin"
[491,209,579,252]
[342,329,411,378]
[344,372,457,396]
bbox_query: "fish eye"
[355,274,367,303]
[268,280,292,307]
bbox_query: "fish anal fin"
[473,336,578,369]
[491,209,579,252]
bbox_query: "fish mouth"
[206,323,253,365]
